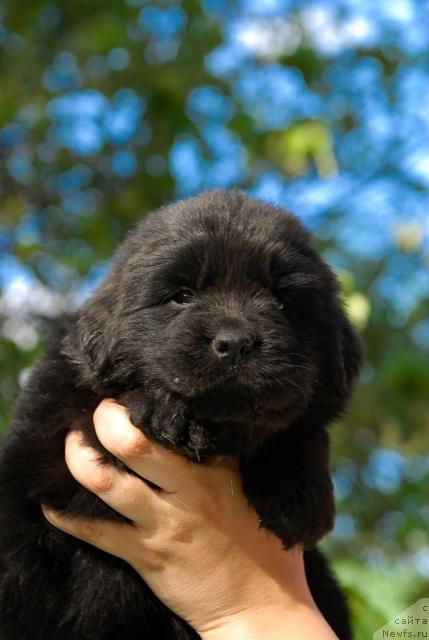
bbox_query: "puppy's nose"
[212,330,254,364]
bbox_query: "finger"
[65,430,163,526]
[93,399,194,493]
[42,504,137,561]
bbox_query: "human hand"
[43,399,337,639]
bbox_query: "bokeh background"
[1,0,428,636]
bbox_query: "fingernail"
[41,504,57,522]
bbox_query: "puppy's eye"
[274,295,286,311]
[276,299,285,311]
[169,289,194,305]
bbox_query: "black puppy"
[0,190,362,640]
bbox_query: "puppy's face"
[67,191,362,433]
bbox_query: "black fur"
[0,190,362,639]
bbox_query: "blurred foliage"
[0,0,428,637]
[334,559,427,638]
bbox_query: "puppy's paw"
[119,390,213,461]
[241,426,335,550]
[150,399,189,447]
[178,420,216,462]
[151,408,215,462]
[118,390,157,431]
[253,476,335,549]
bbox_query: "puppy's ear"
[332,309,363,399]
[61,286,118,390]
[308,305,363,426]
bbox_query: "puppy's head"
[64,190,362,434]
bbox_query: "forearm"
[199,603,339,640]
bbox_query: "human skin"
[42,399,338,640]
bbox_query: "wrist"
[198,604,297,640]
[199,601,338,640]
[196,542,338,640]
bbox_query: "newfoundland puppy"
[0,190,362,640]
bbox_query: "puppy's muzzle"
[212,328,254,366]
